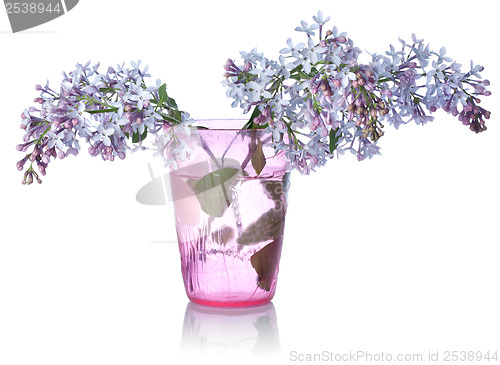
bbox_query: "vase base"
[189,297,273,308]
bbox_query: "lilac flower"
[46,131,66,150]
[269,95,290,114]
[69,101,86,124]
[295,20,319,37]
[276,55,295,79]
[325,44,342,66]
[410,33,424,45]
[179,112,195,136]
[436,46,453,64]
[130,84,148,110]
[427,61,447,82]
[239,48,264,64]
[307,37,327,61]
[248,81,272,102]
[337,68,357,88]
[249,59,276,83]
[92,124,115,147]
[360,141,381,161]
[468,61,484,79]
[108,107,129,136]
[279,38,305,58]
[312,10,330,26]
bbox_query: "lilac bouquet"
[17,11,491,184]
[222,11,491,173]
[16,61,193,184]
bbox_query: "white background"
[0,0,499,364]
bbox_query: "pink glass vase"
[169,120,290,307]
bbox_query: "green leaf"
[250,239,283,291]
[160,114,180,125]
[98,87,119,94]
[192,167,240,217]
[86,108,117,114]
[329,127,341,154]
[158,83,168,105]
[132,128,147,143]
[251,138,266,175]
[166,97,178,109]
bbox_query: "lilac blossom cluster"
[222,11,492,173]
[16,61,192,184]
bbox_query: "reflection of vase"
[182,301,281,357]
[169,120,290,307]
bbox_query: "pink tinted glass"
[169,120,290,307]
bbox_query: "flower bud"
[35,162,45,177]
[16,156,29,171]
[26,172,33,185]
[41,153,49,164]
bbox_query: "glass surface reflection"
[181,301,281,358]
